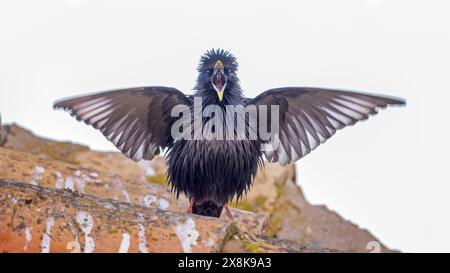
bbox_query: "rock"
[2,124,90,165]
[231,162,395,252]
[0,125,171,195]
[222,234,339,253]
[0,145,266,235]
[0,179,234,253]
[0,123,396,252]
[265,175,394,252]
[0,178,334,253]
[0,146,186,213]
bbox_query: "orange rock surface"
[0,123,395,253]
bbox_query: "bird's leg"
[224,204,234,220]
[187,197,195,214]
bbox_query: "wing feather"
[54,86,191,161]
[247,87,405,165]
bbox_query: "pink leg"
[224,204,234,220]
[187,197,195,213]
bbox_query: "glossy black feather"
[167,50,263,208]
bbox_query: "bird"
[53,49,405,219]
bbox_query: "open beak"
[211,60,227,102]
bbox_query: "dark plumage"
[54,49,405,218]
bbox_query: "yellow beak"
[216,90,224,101]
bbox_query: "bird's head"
[196,49,239,102]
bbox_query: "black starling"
[54,49,405,218]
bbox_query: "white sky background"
[0,0,449,252]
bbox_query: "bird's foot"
[187,197,195,214]
[224,204,234,220]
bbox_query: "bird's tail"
[192,200,223,218]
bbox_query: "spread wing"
[54,86,192,161]
[246,87,405,165]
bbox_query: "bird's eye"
[224,68,230,73]
[207,69,213,76]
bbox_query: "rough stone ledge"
[0,179,341,253]
[0,178,234,253]
[0,123,397,253]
